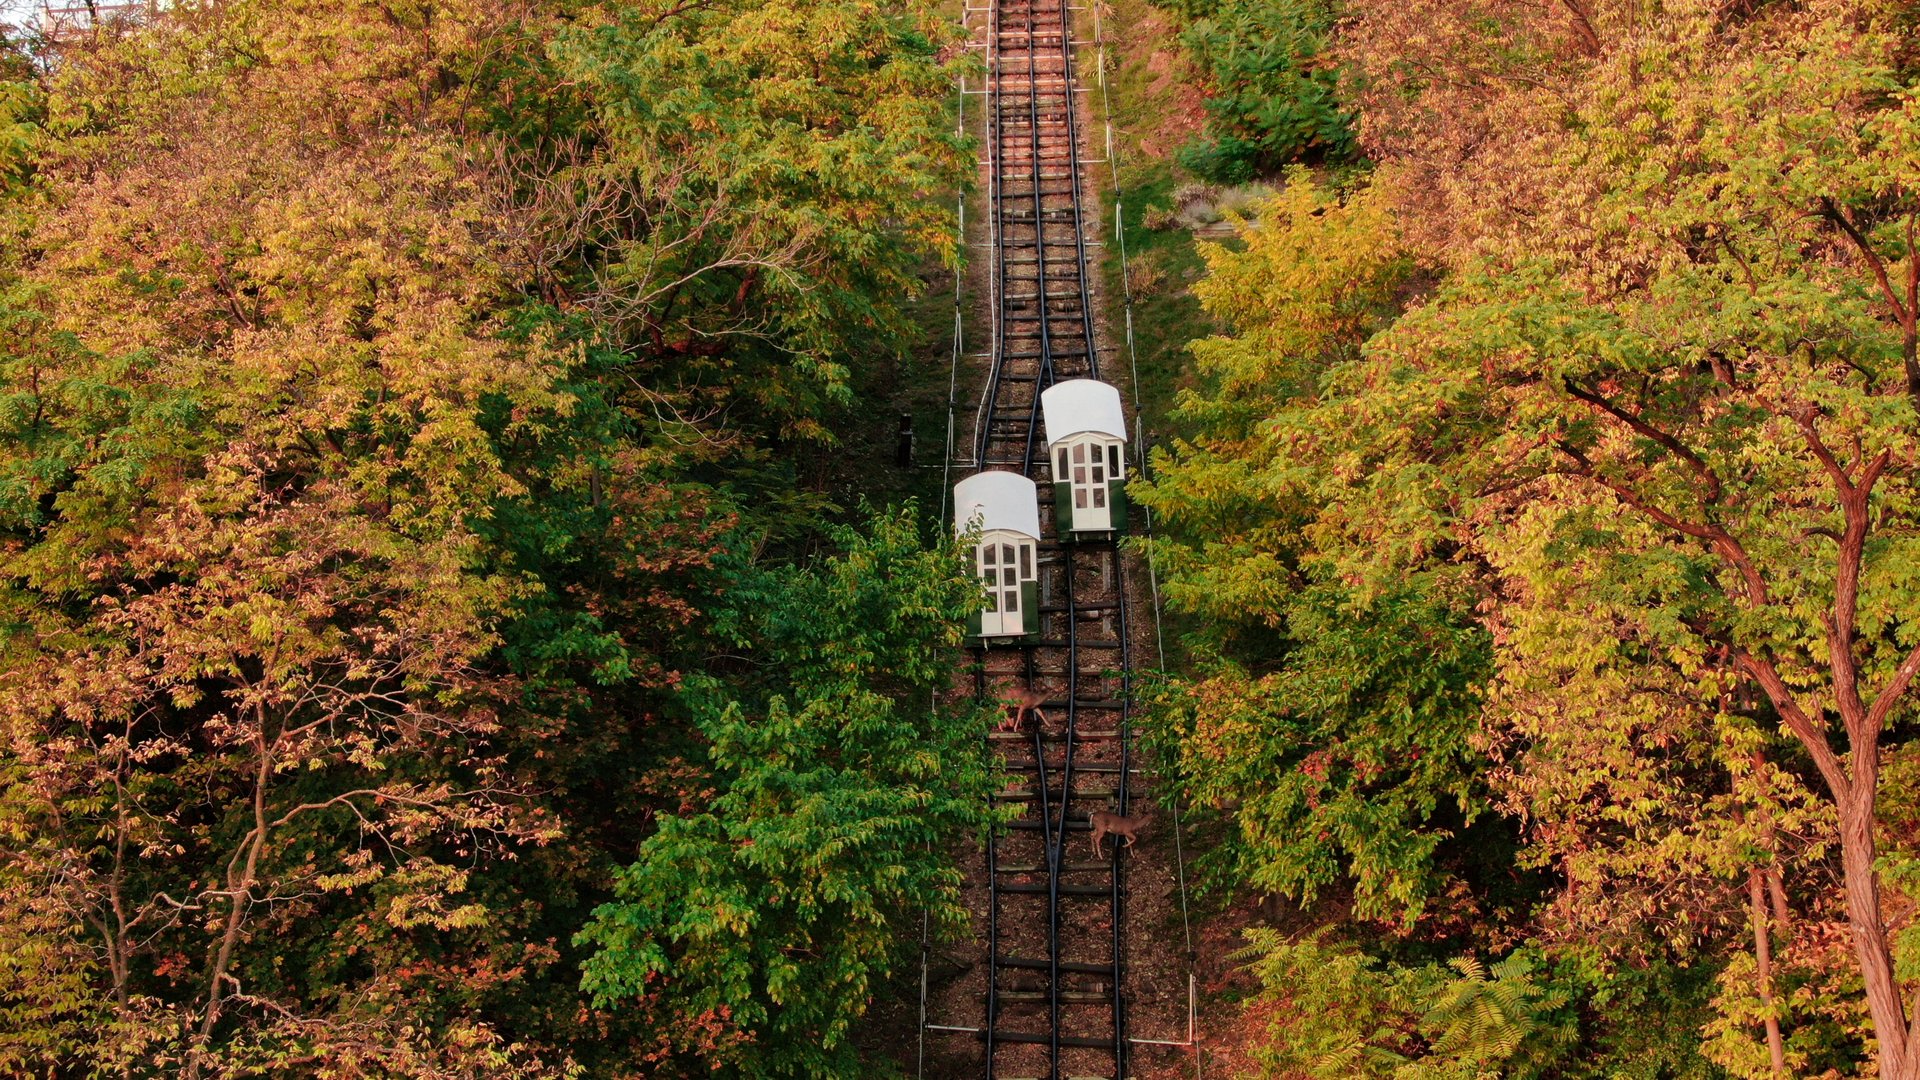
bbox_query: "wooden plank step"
[989,729,1124,743]
[995,881,1113,895]
[994,861,1113,874]
[1002,348,1091,359]
[985,695,1126,714]
[993,991,1115,1004]
[988,1029,1115,1049]
[988,1075,1115,1080]
[991,786,1143,802]
[997,956,1113,975]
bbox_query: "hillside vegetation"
[1130,0,1920,1076]
[0,0,1917,1077]
[0,2,990,1076]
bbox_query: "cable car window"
[1108,443,1120,476]
[1019,543,1031,579]
[1058,448,1069,478]
[1093,484,1106,508]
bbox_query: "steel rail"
[1019,10,1072,1072]
[975,660,1002,1074]
[1051,0,1100,381]
[972,0,1008,470]
[1016,0,1053,476]
[979,0,1006,1055]
[1107,532,1132,1074]
[1054,525,1080,1080]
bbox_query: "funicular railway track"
[957,0,1140,1072]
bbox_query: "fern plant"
[1410,953,1577,1078]
[1237,932,1579,1080]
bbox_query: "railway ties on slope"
[967,0,1139,1073]
[974,0,1098,475]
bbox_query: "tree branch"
[1553,440,1767,605]
[1863,638,1920,735]
[1556,0,1603,55]
[1906,212,1917,327]
[1734,649,1852,802]
[1821,198,1920,408]
[1821,197,1910,325]
[1565,378,1724,502]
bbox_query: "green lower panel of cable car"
[964,580,1040,645]
[1053,478,1128,540]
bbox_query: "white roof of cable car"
[1041,379,1127,445]
[953,470,1041,540]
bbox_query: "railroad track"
[964,0,1139,1072]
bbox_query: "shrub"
[1169,0,1355,182]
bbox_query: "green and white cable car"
[953,470,1041,644]
[1041,379,1128,539]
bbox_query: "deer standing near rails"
[998,686,1050,732]
[1089,807,1152,858]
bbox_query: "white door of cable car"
[1060,440,1111,531]
[978,539,1025,636]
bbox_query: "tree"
[576,508,999,1078]
[544,0,972,449]
[1319,0,1920,1072]
[0,1,587,1069]
[1135,180,1495,925]
[0,0,984,1072]
[1164,0,1354,182]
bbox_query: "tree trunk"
[1748,753,1793,931]
[1838,795,1912,1080]
[185,735,274,1080]
[1749,868,1788,1078]
[1766,865,1790,931]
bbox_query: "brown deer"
[1089,806,1152,858]
[997,685,1050,732]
